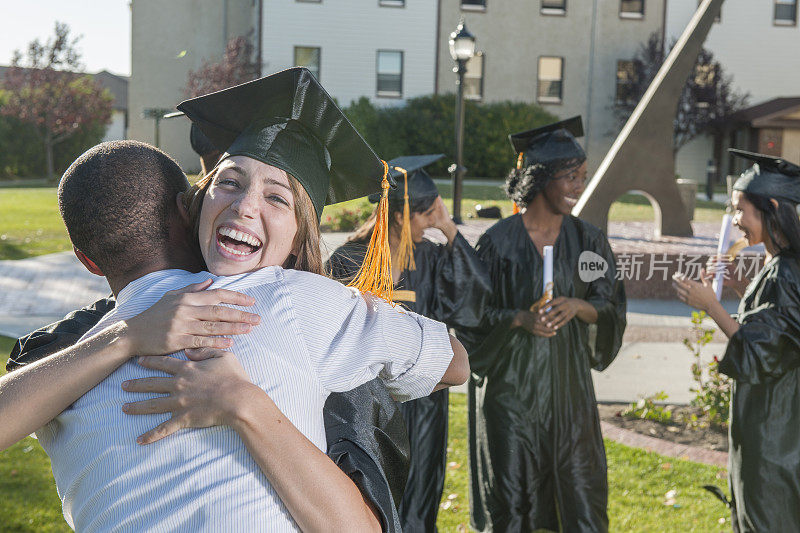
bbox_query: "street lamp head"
[449,19,476,62]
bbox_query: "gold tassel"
[394,166,416,271]
[347,160,394,302]
[512,152,524,215]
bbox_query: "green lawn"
[0,188,70,260]
[0,339,730,532]
[437,394,730,532]
[0,183,726,261]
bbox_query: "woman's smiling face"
[198,156,299,276]
[541,161,587,215]
[731,190,764,247]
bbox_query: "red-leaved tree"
[0,22,113,181]
[185,36,259,98]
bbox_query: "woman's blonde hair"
[182,164,323,275]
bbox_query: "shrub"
[623,391,674,423]
[684,311,730,428]
[343,94,558,178]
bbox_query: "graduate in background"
[327,154,491,532]
[674,150,800,533]
[457,117,626,533]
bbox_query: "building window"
[376,50,403,97]
[464,52,485,100]
[294,46,321,81]
[537,56,563,103]
[615,60,638,105]
[541,0,566,15]
[620,0,644,18]
[461,0,486,11]
[379,0,404,6]
[774,0,798,25]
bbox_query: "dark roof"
[0,66,128,111]
[730,97,800,129]
[92,70,128,111]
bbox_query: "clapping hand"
[672,269,717,312]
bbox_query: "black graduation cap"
[190,123,219,158]
[730,149,800,203]
[176,67,389,218]
[368,154,444,207]
[509,116,586,169]
[163,111,219,158]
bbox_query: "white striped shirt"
[37,267,453,532]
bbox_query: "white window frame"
[541,0,566,16]
[537,56,564,104]
[294,46,321,81]
[619,0,644,19]
[376,50,403,98]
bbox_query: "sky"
[0,0,131,76]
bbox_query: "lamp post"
[448,18,476,224]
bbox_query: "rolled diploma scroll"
[529,245,555,312]
[543,245,554,306]
[712,214,733,301]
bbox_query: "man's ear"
[74,247,104,276]
[393,210,404,228]
[176,192,191,226]
[770,197,779,210]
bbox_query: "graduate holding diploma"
[673,150,800,532]
[457,117,627,533]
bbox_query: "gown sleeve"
[419,232,492,329]
[456,232,517,380]
[582,229,627,371]
[6,297,116,372]
[324,382,410,533]
[720,276,800,384]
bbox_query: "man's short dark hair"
[58,140,190,277]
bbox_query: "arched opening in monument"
[607,189,664,239]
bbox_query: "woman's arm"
[0,281,259,451]
[0,321,134,450]
[234,386,381,532]
[433,335,469,391]
[122,351,381,532]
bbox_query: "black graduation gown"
[328,232,491,533]
[8,298,409,533]
[457,214,626,533]
[718,254,800,533]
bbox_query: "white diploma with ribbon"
[712,214,733,301]
[530,245,555,312]
[543,245,554,302]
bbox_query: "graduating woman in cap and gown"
[327,155,492,532]
[674,150,800,533]
[9,112,412,532]
[457,117,626,533]
[1,68,470,531]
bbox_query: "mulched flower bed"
[598,403,728,453]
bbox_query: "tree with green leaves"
[615,32,749,175]
[0,22,113,181]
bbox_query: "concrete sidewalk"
[0,249,731,404]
